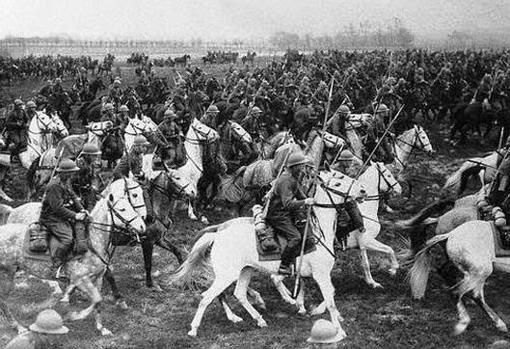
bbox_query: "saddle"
[478,204,510,256]
[252,205,316,262]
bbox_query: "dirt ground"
[0,58,509,349]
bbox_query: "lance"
[356,104,405,178]
[293,75,334,298]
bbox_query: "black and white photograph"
[1,0,510,348]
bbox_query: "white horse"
[172,169,366,337]
[409,220,510,335]
[124,115,159,152]
[0,178,146,336]
[171,118,219,220]
[389,125,434,176]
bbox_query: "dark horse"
[174,54,191,67]
[450,102,497,143]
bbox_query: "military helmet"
[237,79,246,87]
[119,105,129,112]
[133,135,150,147]
[14,99,23,106]
[113,79,121,85]
[338,149,354,161]
[337,105,350,115]
[287,151,309,167]
[206,105,220,114]
[250,106,262,115]
[56,159,80,173]
[81,144,101,155]
[249,78,257,85]
[376,104,389,113]
[164,109,177,118]
[102,103,114,112]
[307,319,345,344]
[54,77,62,84]
[29,309,69,335]
[26,100,36,109]
[80,67,87,72]
[261,80,269,87]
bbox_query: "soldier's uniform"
[157,110,184,167]
[240,106,264,141]
[5,99,29,159]
[108,79,123,106]
[74,144,102,211]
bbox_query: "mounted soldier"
[40,159,89,277]
[74,144,102,210]
[39,80,54,99]
[240,106,264,142]
[156,109,184,168]
[25,100,37,120]
[113,134,149,180]
[108,78,123,107]
[5,99,29,164]
[265,151,315,276]
[327,104,351,140]
[365,104,395,163]
[201,104,220,130]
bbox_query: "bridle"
[368,163,400,201]
[393,126,432,170]
[149,170,190,201]
[123,177,146,213]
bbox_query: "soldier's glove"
[75,212,87,221]
[304,198,316,206]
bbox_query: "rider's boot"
[50,247,69,280]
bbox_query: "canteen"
[495,217,507,227]
[494,210,506,220]
[492,206,503,215]
[476,199,488,209]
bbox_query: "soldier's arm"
[279,180,306,211]
[46,185,78,220]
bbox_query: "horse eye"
[132,194,138,198]
[119,208,126,212]
[334,183,341,187]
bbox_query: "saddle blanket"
[256,233,316,262]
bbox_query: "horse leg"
[103,268,127,309]
[187,274,237,337]
[187,198,198,221]
[472,281,508,332]
[453,294,471,336]
[156,236,186,265]
[247,287,267,310]
[269,274,297,306]
[0,267,26,334]
[67,276,102,322]
[362,236,399,277]
[296,280,306,315]
[92,277,112,336]
[142,238,162,291]
[313,270,345,332]
[233,268,267,328]
[0,166,13,202]
[218,294,243,323]
[358,248,382,288]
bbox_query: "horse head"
[413,125,434,155]
[317,169,366,204]
[86,121,114,137]
[229,121,252,144]
[50,113,69,138]
[165,169,196,198]
[374,161,402,196]
[108,177,147,220]
[102,178,147,235]
[32,111,58,134]
[188,118,219,143]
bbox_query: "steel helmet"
[237,79,246,87]
[338,149,354,161]
[54,77,62,84]
[249,78,257,85]
[338,105,350,115]
[287,151,308,167]
[119,105,129,112]
[164,109,177,118]
[133,135,150,146]
[307,319,345,344]
[102,103,114,112]
[80,67,87,72]
[56,159,80,173]
[206,105,220,113]
[29,309,69,334]
[376,104,389,113]
[26,100,37,109]
[261,80,269,87]
[113,79,121,85]
[250,106,262,115]
[81,143,101,155]
[14,99,23,106]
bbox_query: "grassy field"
[1,58,510,349]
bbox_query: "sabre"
[356,104,405,178]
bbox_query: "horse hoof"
[369,282,383,289]
[297,308,307,316]
[453,322,468,336]
[187,329,198,337]
[230,314,244,323]
[496,320,508,333]
[116,300,128,310]
[101,328,113,336]
[257,319,268,328]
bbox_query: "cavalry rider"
[5,99,29,163]
[474,73,492,105]
[327,104,351,140]
[113,134,149,180]
[108,78,123,107]
[74,144,102,210]
[366,104,395,163]
[228,79,246,104]
[25,100,38,119]
[295,76,313,108]
[117,104,130,129]
[201,104,220,130]
[39,79,54,99]
[266,151,315,276]
[101,102,125,129]
[240,106,264,142]
[76,67,89,101]
[245,77,258,104]
[40,159,88,277]
[52,77,64,96]
[157,109,184,167]
[255,79,271,111]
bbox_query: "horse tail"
[396,199,454,228]
[171,232,216,289]
[408,233,451,299]
[443,160,482,194]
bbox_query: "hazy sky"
[2,0,509,40]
